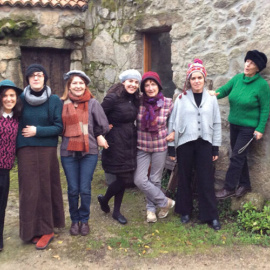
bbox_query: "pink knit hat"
[186,58,207,79]
[181,58,207,93]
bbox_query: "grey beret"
[64,70,91,85]
[119,69,142,83]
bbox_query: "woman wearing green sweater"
[214,50,270,199]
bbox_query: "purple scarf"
[141,92,164,137]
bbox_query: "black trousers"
[0,169,10,249]
[175,139,218,222]
[103,172,133,215]
[224,124,255,191]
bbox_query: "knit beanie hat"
[119,69,142,83]
[25,64,48,85]
[181,59,207,92]
[186,58,207,79]
[0,79,23,95]
[64,70,91,85]
[140,71,163,93]
[244,50,267,72]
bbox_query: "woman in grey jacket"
[61,70,109,236]
[167,59,221,230]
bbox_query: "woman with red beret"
[134,71,175,223]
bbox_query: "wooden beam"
[143,34,151,73]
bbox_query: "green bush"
[237,202,270,235]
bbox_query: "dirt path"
[1,190,270,269]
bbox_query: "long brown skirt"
[17,146,65,242]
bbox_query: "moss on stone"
[0,19,38,39]
[0,19,16,28]
[18,26,40,39]
[101,0,118,11]
[89,61,97,71]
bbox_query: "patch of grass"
[102,213,270,258]
[9,161,19,193]
[87,162,270,255]
[8,153,270,260]
[107,237,130,249]
[87,238,104,250]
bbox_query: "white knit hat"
[119,69,142,83]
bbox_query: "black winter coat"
[101,84,138,174]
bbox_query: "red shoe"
[31,236,41,244]
[36,233,54,250]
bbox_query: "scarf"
[141,92,164,137]
[62,90,91,152]
[24,85,51,106]
[30,86,46,97]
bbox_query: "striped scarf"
[62,90,91,152]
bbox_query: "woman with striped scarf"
[61,70,109,236]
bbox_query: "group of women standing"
[1,49,269,252]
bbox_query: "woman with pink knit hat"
[134,71,175,223]
[168,59,222,230]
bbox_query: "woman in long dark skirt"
[17,64,65,250]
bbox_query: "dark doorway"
[143,31,176,97]
[21,47,71,97]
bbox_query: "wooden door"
[21,47,71,97]
[143,31,176,97]
[143,34,151,73]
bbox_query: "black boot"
[97,194,110,213]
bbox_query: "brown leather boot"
[80,222,90,236]
[70,222,80,236]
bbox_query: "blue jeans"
[61,154,98,223]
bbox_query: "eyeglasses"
[29,74,44,79]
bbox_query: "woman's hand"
[254,131,263,140]
[166,131,175,142]
[169,156,176,161]
[212,156,219,161]
[208,90,219,96]
[109,124,113,130]
[97,135,109,149]
[22,125,37,137]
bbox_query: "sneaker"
[35,233,54,250]
[147,211,157,223]
[158,198,175,219]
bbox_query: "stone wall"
[0,6,87,88]
[1,0,270,197]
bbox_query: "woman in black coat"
[97,69,141,224]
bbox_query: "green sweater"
[216,73,270,133]
[17,94,63,149]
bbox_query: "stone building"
[1,0,270,198]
